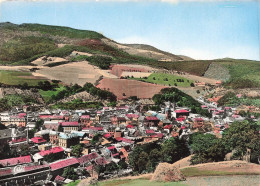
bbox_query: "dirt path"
[0,88,3,99]
[0,65,46,71]
[181,160,260,174]
[117,173,153,180]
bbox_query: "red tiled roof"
[115,137,134,144]
[18,113,26,117]
[85,164,94,171]
[59,121,79,126]
[126,114,139,119]
[50,158,79,171]
[39,147,64,157]
[107,146,116,150]
[103,133,112,138]
[0,168,12,176]
[145,116,159,121]
[117,117,126,121]
[175,110,189,113]
[176,117,185,122]
[126,125,134,128]
[55,175,65,182]
[95,157,108,166]
[40,115,64,120]
[30,137,47,144]
[82,127,103,131]
[194,118,204,121]
[11,138,27,143]
[80,115,90,119]
[24,164,49,172]
[151,133,163,138]
[112,153,119,157]
[77,153,98,165]
[164,124,173,129]
[146,129,155,134]
[0,155,31,167]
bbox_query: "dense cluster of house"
[0,99,258,185]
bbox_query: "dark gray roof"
[0,129,12,139]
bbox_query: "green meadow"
[131,73,194,87]
[0,70,44,86]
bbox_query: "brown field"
[110,64,154,77]
[35,61,104,86]
[96,78,166,100]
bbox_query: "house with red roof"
[30,137,47,145]
[115,137,134,144]
[59,122,80,133]
[80,115,90,124]
[50,158,79,177]
[33,147,64,162]
[77,152,98,166]
[107,146,120,158]
[144,116,160,127]
[0,155,31,167]
[119,146,131,162]
[173,109,190,118]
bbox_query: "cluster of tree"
[37,80,58,91]
[176,79,185,82]
[190,120,260,164]
[129,138,190,173]
[0,36,56,62]
[43,152,64,163]
[0,94,38,112]
[50,83,116,103]
[95,160,128,175]
[217,92,240,106]
[62,167,79,180]
[83,83,117,101]
[224,78,259,89]
[71,144,84,157]
[152,88,211,117]
[51,84,84,102]
[189,133,226,164]
[86,56,112,70]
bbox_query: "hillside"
[0,22,260,90]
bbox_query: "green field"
[130,73,194,87]
[221,61,260,84]
[96,179,187,186]
[39,85,66,103]
[0,70,44,86]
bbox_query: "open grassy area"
[131,73,194,87]
[39,85,66,103]
[65,180,80,186]
[0,70,45,86]
[97,178,187,186]
[181,167,259,177]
